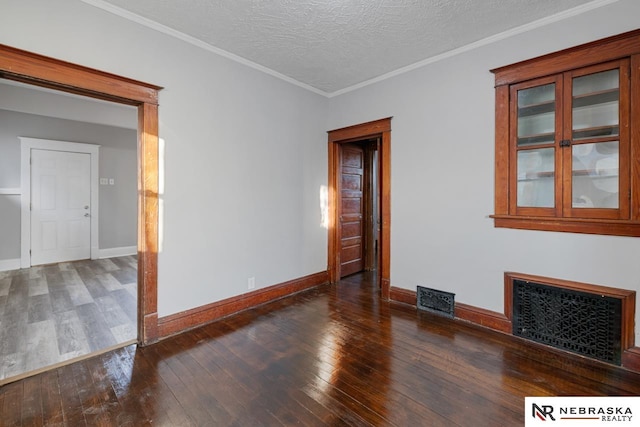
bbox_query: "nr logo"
[532,403,556,421]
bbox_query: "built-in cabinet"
[492,30,640,236]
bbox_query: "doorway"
[0,45,161,349]
[328,118,392,299]
[338,140,379,277]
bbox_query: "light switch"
[109,178,115,185]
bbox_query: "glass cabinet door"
[570,69,620,209]
[512,77,560,211]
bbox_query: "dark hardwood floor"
[1,271,639,426]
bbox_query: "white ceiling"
[88,0,609,96]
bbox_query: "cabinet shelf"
[573,125,618,140]
[573,88,619,108]
[518,100,555,118]
[517,132,555,146]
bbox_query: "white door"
[31,149,91,265]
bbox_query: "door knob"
[84,213,90,217]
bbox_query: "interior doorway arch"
[0,44,162,345]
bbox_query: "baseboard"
[99,246,137,259]
[454,302,512,333]
[389,286,638,373]
[0,258,20,272]
[157,271,329,339]
[390,286,416,305]
[390,286,512,333]
[622,347,640,372]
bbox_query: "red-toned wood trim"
[491,29,640,86]
[455,303,512,334]
[389,286,415,306]
[492,215,640,237]
[137,103,160,344]
[157,271,329,338]
[632,54,640,222]
[328,118,391,143]
[327,118,392,300]
[494,84,510,216]
[505,272,636,350]
[379,128,391,300]
[0,44,162,346]
[389,287,512,333]
[0,44,161,105]
[327,141,340,284]
[622,347,640,372]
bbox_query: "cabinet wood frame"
[491,29,640,236]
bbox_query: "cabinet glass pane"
[572,141,619,208]
[517,148,555,207]
[572,69,619,140]
[517,84,555,146]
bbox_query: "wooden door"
[31,149,91,265]
[340,143,365,277]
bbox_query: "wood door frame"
[20,138,100,267]
[328,118,392,299]
[0,44,162,345]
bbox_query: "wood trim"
[328,118,391,143]
[0,44,162,345]
[492,215,640,237]
[388,279,638,373]
[0,44,161,105]
[632,54,640,222]
[327,118,392,299]
[491,29,640,86]
[137,103,160,344]
[157,271,329,338]
[389,286,512,333]
[389,286,415,306]
[494,84,509,216]
[622,347,640,372]
[455,303,512,334]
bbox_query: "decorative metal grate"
[417,286,455,318]
[512,279,622,365]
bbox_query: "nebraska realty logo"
[525,397,640,426]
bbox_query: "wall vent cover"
[512,279,622,365]
[417,286,455,318]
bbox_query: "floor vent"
[417,286,455,318]
[512,279,622,365]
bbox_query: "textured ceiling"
[90,0,602,95]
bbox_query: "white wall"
[328,0,640,341]
[0,0,329,316]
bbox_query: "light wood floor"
[0,256,137,382]
[1,271,639,426]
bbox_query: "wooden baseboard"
[389,286,639,373]
[622,347,640,372]
[454,302,512,333]
[157,271,328,339]
[389,286,415,305]
[390,287,512,333]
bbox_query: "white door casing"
[20,138,99,268]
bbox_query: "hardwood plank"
[1,380,23,427]
[39,370,65,427]
[21,375,44,427]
